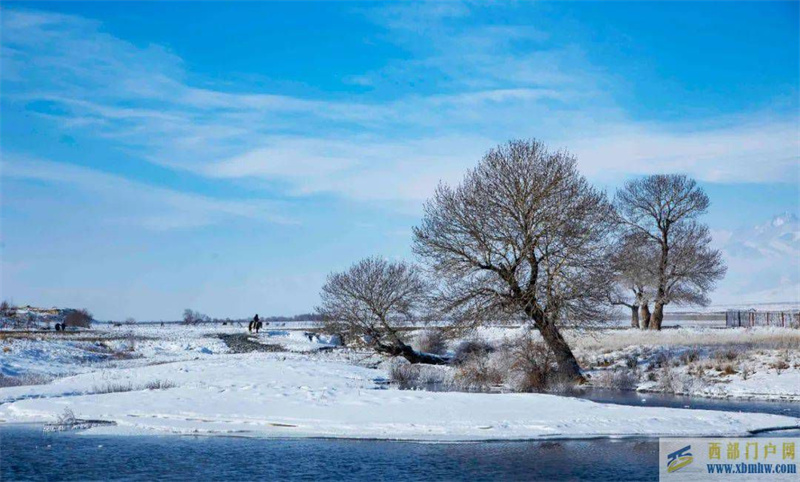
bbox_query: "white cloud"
[2,156,293,230]
[1,4,798,209]
[204,135,494,202]
[570,118,800,184]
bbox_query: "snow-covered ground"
[579,328,800,401]
[2,352,798,440]
[1,325,798,440]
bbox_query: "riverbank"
[1,325,798,440]
[574,327,800,401]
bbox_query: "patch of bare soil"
[215,334,285,353]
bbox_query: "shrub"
[389,363,449,389]
[649,352,668,370]
[64,308,92,328]
[144,379,176,390]
[91,381,134,394]
[0,300,14,317]
[713,349,739,362]
[656,366,699,394]
[624,354,639,369]
[656,366,680,392]
[509,335,556,393]
[451,339,494,366]
[595,358,614,368]
[772,360,789,374]
[0,373,53,388]
[92,380,176,393]
[689,364,706,378]
[454,356,504,391]
[679,347,700,365]
[593,368,639,390]
[416,329,447,355]
[124,332,137,352]
[56,407,77,426]
[390,363,419,389]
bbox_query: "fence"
[725,310,800,328]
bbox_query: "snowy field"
[575,328,800,401]
[1,324,799,440]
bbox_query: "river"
[2,393,798,481]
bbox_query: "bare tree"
[0,300,13,317]
[413,139,616,380]
[614,174,727,330]
[64,308,93,328]
[608,232,657,328]
[182,309,207,325]
[317,256,447,364]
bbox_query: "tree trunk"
[639,304,651,330]
[535,318,584,382]
[376,341,450,365]
[630,305,640,328]
[649,302,664,330]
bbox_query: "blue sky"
[1,1,798,320]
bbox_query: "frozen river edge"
[2,349,798,441]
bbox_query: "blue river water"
[2,394,799,481]
[2,425,660,481]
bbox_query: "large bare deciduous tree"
[614,174,727,330]
[413,139,616,381]
[608,232,657,328]
[317,256,448,365]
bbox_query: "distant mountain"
[724,212,799,260]
[713,212,800,305]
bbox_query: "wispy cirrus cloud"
[2,155,293,230]
[570,117,800,184]
[2,3,798,209]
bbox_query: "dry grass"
[592,368,639,390]
[56,407,77,425]
[573,327,800,352]
[144,379,176,390]
[91,379,176,394]
[771,359,790,374]
[91,381,135,394]
[0,372,54,388]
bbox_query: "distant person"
[249,314,259,333]
[253,314,263,334]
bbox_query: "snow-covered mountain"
[724,212,800,260]
[713,212,800,305]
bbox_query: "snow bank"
[1,354,796,441]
